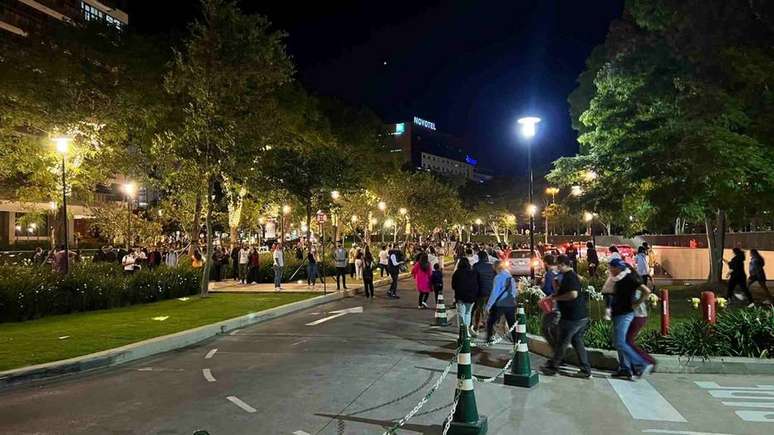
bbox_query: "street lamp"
[331,190,340,200]
[122,182,137,250]
[54,136,71,273]
[584,211,596,245]
[474,218,483,235]
[518,116,540,279]
[281,204,291,244]
[545,187,559,203]
[378,201,387,243]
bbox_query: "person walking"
[121,249,137,275]
[431,263,444,304]
[541,255,592,378]
[542,254,559,296]
[609,258,653,379]
[627,286,656,368]
[472,249,495,335]
[748,249,771,304]
[452,257,480,336]
[586,241,599,278]
[362,249,375,298]
[247,247,260,284]
[378,245,389,278]
[230,245,240,281]
[272,243,284,291]
[726,247,753,306]
[334,242,348,290]
[348,244,358,279]
[412,253,433,309]
[565,244,578,270]
[165,245,179,268]
[387,244,403,298]
[238,244,250,284]
[601,245,623,320]
[306,247,320,289]
[355,248,364,280]
[484,261,517,344]
[211,247,224,282]
[635,246,651,288]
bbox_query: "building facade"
[392,116,481,181]
[0,0,130,248]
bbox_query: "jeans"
[613,312,648,373]
[457,302,475,327]
[273,265,283,288]
[363,278,374,297]
[389,268,399,295]
[239,263,248,282]
[418,292,430,306]
[548,317,591,373]
[335,266,348,289]
[307,263,319,285]
[486,306,517,342]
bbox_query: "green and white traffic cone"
[432,292,449,326]
[503,303,539,388]
[447,324,488,435]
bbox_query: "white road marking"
[695,381,774,390]
[708,390,774,400]
[608,379,687,422]
[226,396,256,413]
[204,348,218,359]
[734,410,774,422]
[229,329,240,336]
[722,401,774,408]
[305,306,363,326]
[293,431,311,435]
[642,430,736,435]
[202,368,216,383]
[290,338,309,346]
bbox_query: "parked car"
[599,244,635,264]
[507,249,544,277]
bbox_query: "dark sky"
[130,1,624,176]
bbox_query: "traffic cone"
[447,324,488,435]
[432,292,449,326]
[503,303,539,388]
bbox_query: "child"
[431,263,444,305]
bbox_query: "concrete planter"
[526,333,774,375]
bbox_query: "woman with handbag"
[484,261,517,344]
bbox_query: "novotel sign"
[413,116,436,130]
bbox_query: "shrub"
[713,307,774,358]
[584,319,614,350]
[0,263,200,322]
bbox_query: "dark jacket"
[452,269,480,303]
[473,259,496,297]
[362,259,374,280]
[431,270,443,290]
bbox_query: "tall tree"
[162,0,293,295]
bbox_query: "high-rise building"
[392,116,482,180]
[0,0,128,37]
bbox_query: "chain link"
[473,340,521,383]
[474,320,520,350]
[441,390,461,435]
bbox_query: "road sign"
[316,211,328,224]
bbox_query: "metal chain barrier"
[474,320,520,350]
[473,340,521,383]
[441,390,461,435]
[382,346,461,435]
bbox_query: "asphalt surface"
[1,275,773,435]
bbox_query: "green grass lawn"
[0,293,318,372]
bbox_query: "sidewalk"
[209,273,401,293]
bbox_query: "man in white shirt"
[239,244,250,284]
[387,244,403,298]
[273,243,284,290]
[378,245,389,278]
[122,250,136,274]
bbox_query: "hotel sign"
[413,116,436,130]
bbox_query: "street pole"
[321,221,326,295]
[126,195,132,250]
[528,140,535,280]
[61,156,69,275]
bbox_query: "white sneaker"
[637,364,655,379]
[604,308,612,321]
[422,301,429,308]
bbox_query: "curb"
[0,274,407,390]
[526,333,774,375]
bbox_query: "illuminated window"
[81,1,123,29]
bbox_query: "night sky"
[130,0,624,176]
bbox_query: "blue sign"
[465,155,478,166]
[413,116,436,130]
[395,122,405,135]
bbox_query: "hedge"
[0,262,200,323]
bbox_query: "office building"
[0,0,128,37]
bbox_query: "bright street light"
[282,205,291,215]
[571,185,583,196]
[54,136,71,154]
[377,201,387,211]
[53,136,72,273]
[123,182,137,198]
[398,207,407,216]
[545,187,559,202]
[331,190,340,200]
[517,116,541,139]
[384,218,394,228]
[474,218,483,225]
[350,215,359,223]
[583,211,594,223]
[527,204,538,217]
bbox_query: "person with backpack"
[541,255,592,378]
[484,260,517,344]
[452,257,480,336]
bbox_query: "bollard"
[432,292,449,327]
[503,304,539,388]
[447,324,488,435]
[660,289,670,336]
[700,291,717,325]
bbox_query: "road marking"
[202,368,216,382]
[293,431,311,435]
[608,379,687,422]
[642,430,736,435]
[722,401,774,408]
[305,306,363,326]
[695,381,774,390]
[734,410,774,422]
[204,348,218,359]
[229,329,240,336]
[708,390,774,400]
[226,396,256,413]
[290,338,309,346]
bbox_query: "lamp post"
[398,207,407,242]
[475,218,483,236]
[545,187,559,243]
[378,201,387,243]
[518,116,540,280]
[122,182,137,250]
[584,211,597,246]
[331,191,340,242]
[55,137,71,274]
[281,204,291,245]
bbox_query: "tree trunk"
[200,177,215,297]
[189,191,202,256]
[305,197,312,247]
[705,209,726,284]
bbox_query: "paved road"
[1,276,773,434]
